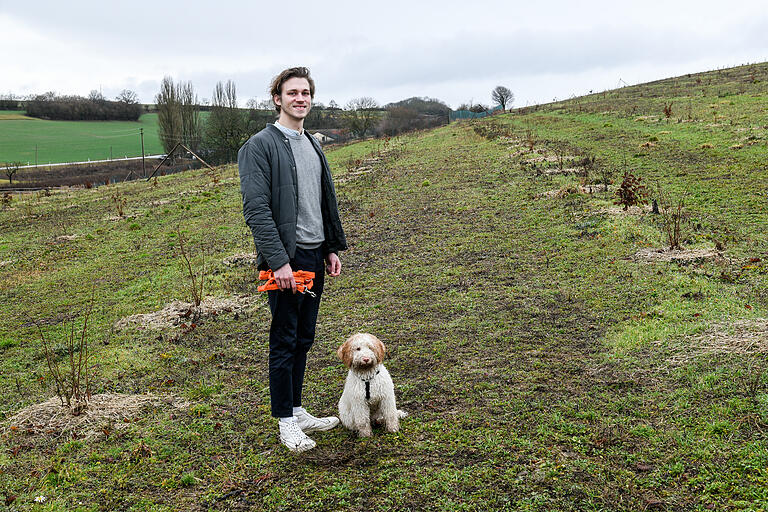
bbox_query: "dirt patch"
[537,184,610,199]
[658,318,768,365]
[634,247,722,264]
[222,253,259,267]
[4,393,189,440]
[115,295,260,331]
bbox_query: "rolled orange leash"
[258,270,316,295]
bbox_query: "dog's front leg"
[380,396,400,433]
[354,403,373,437]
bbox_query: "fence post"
[140,128,146,178]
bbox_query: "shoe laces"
[283,421,306,439]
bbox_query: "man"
[238,67,347,452]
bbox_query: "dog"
[337,333,406,437]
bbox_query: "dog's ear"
[371,334,386,363]
[337,337,353,368]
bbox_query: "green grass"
[0,62,767,510]
[0,111,164,165]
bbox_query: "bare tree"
[155,76,182,154]
[179,81,202,151]
[88,89,105,102]
[491,86,514,111]
[114,89,142,120]
[115,89,139,104]
[202,80,249,164]
[258,98,275,110]
[344,97,380,138]
[3,162,21,184]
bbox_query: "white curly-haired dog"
[337,333,407,437]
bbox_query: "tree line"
[22,90,143,121]
[155,77,457,165]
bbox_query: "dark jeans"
[267,247,325,418]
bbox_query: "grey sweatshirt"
[274,122,325,249]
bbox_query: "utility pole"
[140,128,146,177]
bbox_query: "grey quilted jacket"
[237,124,347,271]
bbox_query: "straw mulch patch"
[115,295,260,331]
[657,318,768,367]
[633,247,722,264]
[4,393,189,440]
[594,204,652,216]
[222,253,259,267]
[537,184,611,199]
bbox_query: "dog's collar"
[360,369,380,401]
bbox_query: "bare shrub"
[656,184,690,249]
[576,155,596,185]
[176,226,205,307]
[599,165,614,188]
[663,102,673,119]
[37,293,95,415]
[110,191,127,217]
[205,167,221,185]
[525,129,536,151]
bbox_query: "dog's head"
[337,333,386,370]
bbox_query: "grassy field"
[0,112,163,165]
[0,62,766,511]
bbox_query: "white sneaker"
[279,420,316,453]
[295,409,340,433]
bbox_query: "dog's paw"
[397,409,408,419]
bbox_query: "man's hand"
[325,253,341,277]
[274,263,297,293]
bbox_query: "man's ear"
[273,94,281,109]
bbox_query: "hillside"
[0,62,766,511]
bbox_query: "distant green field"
[0,111,164,165]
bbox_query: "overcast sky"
[2,0,767,109]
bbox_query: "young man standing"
[238,67,347,452]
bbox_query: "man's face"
[274,77,312,121]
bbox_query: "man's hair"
[269,67,315,113]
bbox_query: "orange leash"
[258,270,316,296]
